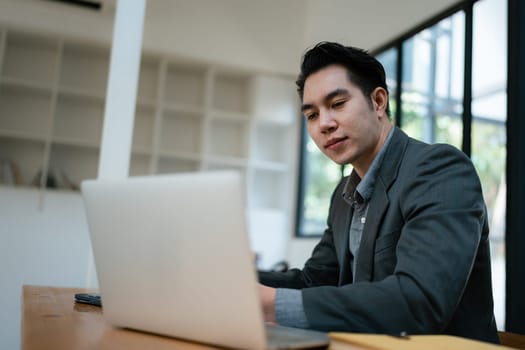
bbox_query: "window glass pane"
[376,48,398,123]
[401,93,429,141]
[297,124,343,236]
[472,0,507,329]
[401,33,432,142]
[435,114,462,146]
[401,13,464,149]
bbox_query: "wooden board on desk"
[329,332,515,350]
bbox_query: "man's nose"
[319,110,337,133]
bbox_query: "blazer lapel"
[338,205,354,285]
[354,128,408,282]
[354,182,389,282]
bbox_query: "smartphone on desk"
[74,293,102,307]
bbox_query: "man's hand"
[258,283,277,324]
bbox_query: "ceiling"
[302,0,462,51]
[139,0,464,73]
[40,0,464,53]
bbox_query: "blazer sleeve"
[258,179,346,289]
[301,144,488,334]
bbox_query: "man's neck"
[354,123,393,178]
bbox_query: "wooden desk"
[22,285,510,350]
[21,285,220,350]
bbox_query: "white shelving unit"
[0,26,300,257]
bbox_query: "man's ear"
[371,87,388,116]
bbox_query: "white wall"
[0,187,92,350]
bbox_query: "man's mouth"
[325,137,347,150]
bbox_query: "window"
[295,0,507,328]
[400,12,465,149]
[376,48,398,123]
[296,122,345,237]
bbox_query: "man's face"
[301,64,387,174]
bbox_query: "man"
[258,42,498,343]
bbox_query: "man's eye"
[332,100,346,109]
[305,113,318,120]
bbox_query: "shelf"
[207,119,248,158]
[157,149,200,162]
[160,110,204,155]
[204,160,246,178]
[163,102,204,115]
[1,76,54,92]
[130,153,151,176]
[53,94,104,145]
[0,137,46,187]
[0,29,4,70]
[209,109,250,122]
[205,155,247,168]
[136,97,157,108]
[0,129,48,143]
[0,26,299,225]
[0,83,52,139]
[59,42,109,93]
[156,156,200,174]
[2,31,59,85]
[163,63,206,107]
[212,73,251,113]
[132,105,155,152]
[57,86,106,101]
[48,143,99,189]
[131,146,152,156]
[137,56,159,102]
[252,75,299,125]
[253,124,292,163]
[51,137,99,149]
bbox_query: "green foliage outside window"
[301,137,343,236]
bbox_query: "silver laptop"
[81,170,328,350]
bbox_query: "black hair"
[296,41,390,117]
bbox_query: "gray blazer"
[259,127,499,343]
